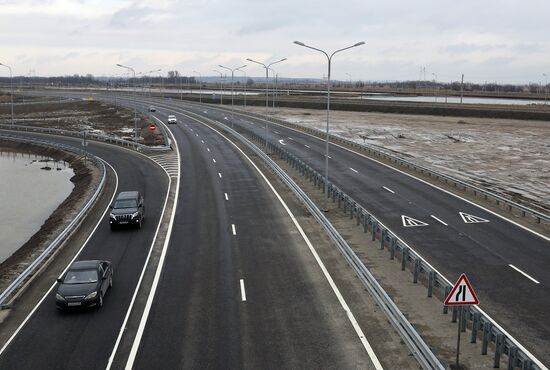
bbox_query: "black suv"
[109,191,145,230]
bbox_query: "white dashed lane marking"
[430,215,448,226]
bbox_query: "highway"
[5,89,548,366]
[0,97,389,368]
[116,93,550,363]
[0,132,170,368]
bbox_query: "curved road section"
[0,133,170,369]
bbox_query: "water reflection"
[0,150,74,264]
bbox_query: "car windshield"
[63,269,98,284]
[114,199,137,209]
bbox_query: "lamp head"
[354,41,366,47]
[294,41,305,46]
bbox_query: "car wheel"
[137,218,142,229]
[98,292,103,308]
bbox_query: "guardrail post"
[461,306,467,332]
[521,359,533,370]
[443,286,451,314]
[494,333,504,368]
[481,322,492,355]
[401,248,408,271]
[390,238,396,259]
[338,195,341,209]
[371,222,376,241]
[356,208,361,225]
[363,213,368,233]
[350,203,355,219]
[452,307,458,323]
[413,259,420,283]
[471,312,480,343]
[508,346,518,370]
[427,271,434,297]
[380,229,386,249]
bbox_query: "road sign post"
[444,273,479,368]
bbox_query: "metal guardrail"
[0,122,171,153]
[122,92,548,369]
[220,107,549,225]
[179,109,445,370]
[236,128,544,370]
[0,134,107,306]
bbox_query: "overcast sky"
[0,0,548,84]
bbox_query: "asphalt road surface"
[121,93,550,364]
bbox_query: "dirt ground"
[246,106,550,213]
[0,95,165,146]
[0,140,99,294]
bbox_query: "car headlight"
[109,212,116,219]
[85,291,97,300]
[56,293,65,301]
[132,211,139,218]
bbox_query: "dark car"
[109,191,145,230]
[55,260,113,310]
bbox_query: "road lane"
[0,133,169,369]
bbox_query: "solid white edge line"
[382,186,395,194]
[350,167,358,173]
[183,116,384,370]
[240,279,246,302]
[123,118,181,370]
[509,264,540,284]
[430,215,448,226]
[144,99,549,370]
[224,193,229,201]
[232,224,236,235]
[106,115,178,370]
[0,161,119,357]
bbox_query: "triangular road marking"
[401,215,429,227]
[459,212,490,224]
[444,273,479,306]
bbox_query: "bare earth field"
[0,95,165,146]
[246,106,550,212]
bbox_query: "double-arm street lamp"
[293,40,365,212]
[193,70,202,103]
[246,57,287,150]
[219,64,246,128]
[116,63,139,142]
[0,62,14,127]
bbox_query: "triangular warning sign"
[459,212,489,224]
[401,215,429,227]
[444,274,479,306]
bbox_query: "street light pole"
[236,69,247,108]
[432,72,438,102]
[116,63,138,142]
[219,64,247,129]
[0,62,14,127]
[213,70,223,104]
[246,57,287,151]
[544,73,548,106]
[293,40,365,212]
[193,71,202,103]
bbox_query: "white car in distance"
[167,115,177,124]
